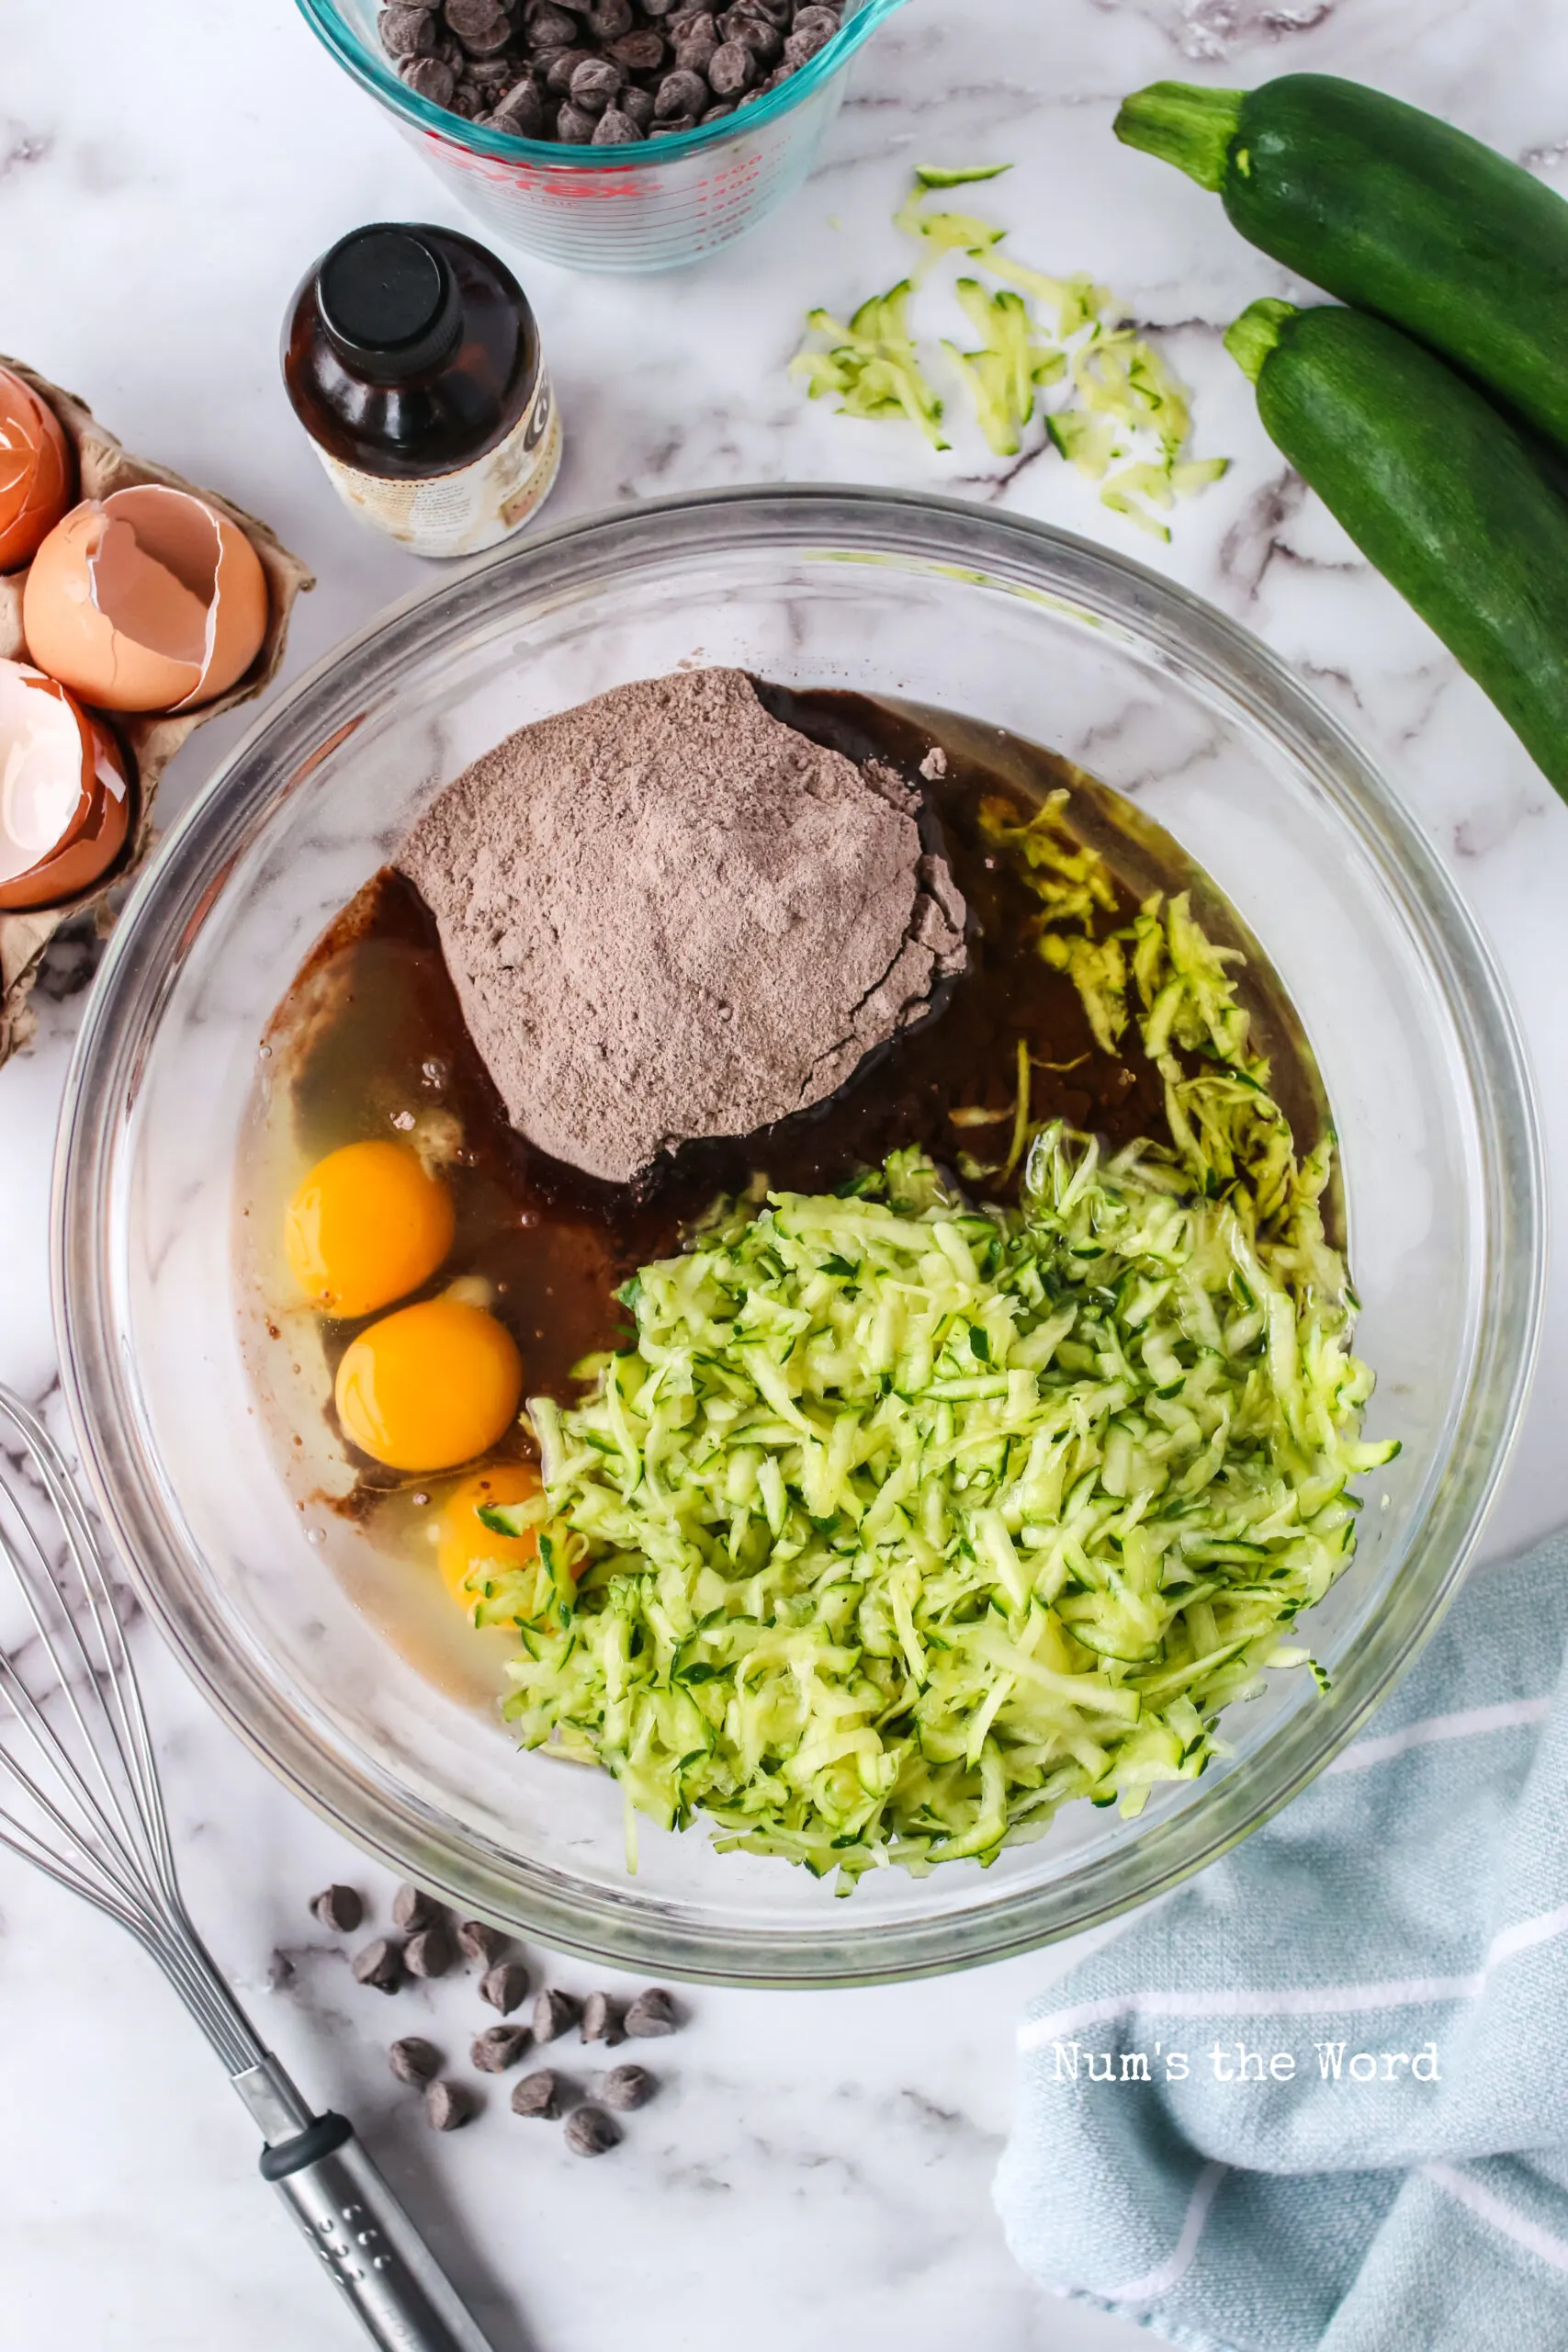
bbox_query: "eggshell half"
[21,483,270,713]
[0,657,131,910]
[0,368,74,573]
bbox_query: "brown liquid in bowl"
[243,686,1331,1513]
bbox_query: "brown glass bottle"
[282,222,560,560]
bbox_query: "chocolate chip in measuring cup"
[593,107,644,141]
[584,0,634,35]
[793,3,840,33]
[621,85,656,125]
[784,20,829,65]
[655,65,710,116]
[378,6,438,57]
[492,78,546,131]
[399,55,457,102]
[555,100,599,140]
[721,8,782,59]
[708,40,757,92]
[702,98,736,119]
[525,1,580,40]
[570,54,624,110]
[539,42,591,88]
[607,28,666,67]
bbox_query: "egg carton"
[0,356,314,1069]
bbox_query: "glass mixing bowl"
[54,488,1543,1986]
[294,0,908,273]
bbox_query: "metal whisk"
[0,1382,498,2352]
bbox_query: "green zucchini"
[1117,74,1568,454]
[1225,299,1568,797]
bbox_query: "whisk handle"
[263,2120,499,2352]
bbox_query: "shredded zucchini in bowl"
[468,818,1394,1890]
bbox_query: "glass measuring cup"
[295,0,914,273]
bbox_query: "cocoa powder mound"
[397,668,967,1183]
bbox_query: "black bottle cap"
[316,225,462,382]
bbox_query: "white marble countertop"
[6,1,1568,2345]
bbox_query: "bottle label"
[312,370,562,560]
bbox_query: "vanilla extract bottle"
[282,221,560,560]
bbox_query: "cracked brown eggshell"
[0,368,75,574]
[22,484,270,714]
[0,659,131,912]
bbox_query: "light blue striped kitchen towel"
[996,1531,1568,2351]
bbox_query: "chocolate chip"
[399,55,457,102]
[480,1960,531,2015]
[389,2036,442,2086]
[585,0,633,33]
[446,0,504,33]
[737,0,789,20]
[707,39,757,91]
[592,107,644,141]
[457,1918,511,1965]
[601,2063,655,2110]
[525,0,580,36]
[580,1990,626,2044]
[310,1884,364,1934]
[468,54,516,85]
[352,1938,405,1994]
[783,21,829,65]
[650,117,698,133]
[555,101,598,140]
[793,3,840,33]
[721,7,781,57]
[533,1986,581,2042]
[625,1986,681,2038]
[607,28,665,68]
[471,2024,531,2073]
[570,54,623,110]
[391,1884,444,1933]
[564,2106,621,2156]
[378,6,438,58]
[425,2080,475,2132]
[700,99,736,119]
[449,83,485,113]
[405,1927,454,1980]
[640,0,681,14]
[493,76,546,131]
[621,85,655,125]
[538,41,592,86]
[511,2069,564,2118]
[672,15,718,64]
[655,65,710,116]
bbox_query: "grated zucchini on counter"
[468,808,1394,1887]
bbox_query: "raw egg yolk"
[334,1297,524,1473]
[437,1464,541,1607]
[286,1139,455,1319]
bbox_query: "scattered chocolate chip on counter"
[426,2080,476,2132]
[457,1918,510,1966]
[392,1883,446,1934]
[389,2036,443,2086]
[353,1938,406,1994]
[580,1990,626,2045]
[471,2024,531,2074]
[511,2069,565,2119]
[600,2064,655,2111]
[405,1925,455,1980]
[480,1960,531,2016]
[625,1986,680,2038]
[310,1884,365,1933]
[564,2106,622,2156]
[378,0,844,144]
[533,1986,581,2043]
